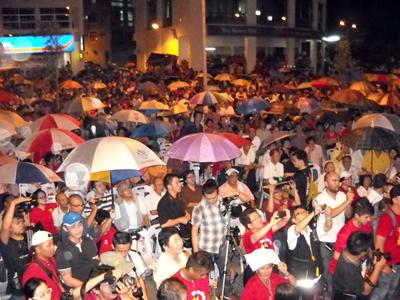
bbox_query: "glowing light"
[281,16,287,21]
[351,23,357,29]
[322,35,341,42]
[267,16,273,22]
[151,23,160,30]
[255,10,261,16]
[339,20,346,26]
[234,12,240,18]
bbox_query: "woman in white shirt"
[154,228,190,288]
[356,175,373,198]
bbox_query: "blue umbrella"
[131,122,170,138]
[0,161,62,184]
[238,98,270,115]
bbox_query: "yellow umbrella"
[215,73,233,81]
[139,100,169,111]
[297,82,312,90]
[60,80,83,89]
[93,81,107,89]
[158,103,188,117]
[232,79,251,87]
[67,96,105,113]
[111,109,149,124]
[0,119,17,140]
[196,71,213,79]
[367,92,385,103]
[0,110,26,128]
[167,81,190,91]
[378,93,400,108]
[350,81,376,96]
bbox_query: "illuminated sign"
[0,35,74,54]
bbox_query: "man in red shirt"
[371,185,400,300]
[329,198,373,274]
[173,251,212,300]
[22,231,63,299]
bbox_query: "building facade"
[134,0,327,73]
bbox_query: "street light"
[151,22,160,30]
[234,12,241,18]
[351,23,357,29]
[322,35,341,42]
[339,20,346,26]
[281,16,287,21]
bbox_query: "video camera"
[372,249,392,262]
[110,274,143,299]
[221,196,243,218]
[16,196,37,214]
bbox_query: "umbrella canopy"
[195,71,213,79]
[90,169,142,184]
[137,81,162,97]
[111,110,149,124]
[295,98,321,114]
[0,161,62,184]
[318,77,340,86]
[232,79,251,87]
[0,91,18,104]
[166,133,241,162]
[0,155,16,166]
[214,92,234,104]
[238,98,270,115]
[310,79,333,89]
[364,73,390,83]
[377,93,400,108]
[58,136,165,173]
[189,91,218,106]
[18,128,84,163]
[331,89,366,104]
[215,132,252,148]
[258,131,295,155]
[159,103,189,116]
[30,114,80,132]
[67,97,105,113]
[93,81,107,89]
[297,82,312,90]
[167,81,190,91]
[342,127,400,151]
[0,119,17,140]
[0,110,26,128]
[131,122,170,138]
[352,113,400,132]
[350,81,376,96]
[215,73,233,81]
[60,80,83,89]
[367,92,385,103]
[263,102,298,115]
[138,100,169,113]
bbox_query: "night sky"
[327,0,400,65]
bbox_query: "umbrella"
[352,113,400,132]
[295,98,321,114]
[0,119,17,140]
[111,110,149,124]
[312,109,344,124]
[90,169,142,184]
[350,81,376,96]
[310,79,333,89]
[342,127,400,151]
[60,80,83,89]
[67,97,105,113]
[159,103,189,116]
[137,81,162,97]
[297,82,313,90]
[190,91,218,106]
[263,102,298,115]
[318,77,340,86]
[58,136,165,174]
[138,100,169,113]
[167,81,190,91]
[367,92,385,103]
[331,89,366,104]
[257,131,296,155]
[214,92,234,104]
[232,79,251,87]
[0,161,62,184]
[196,72,213,79]
[0,91,18,104]
[93,81,107,89]
[166,133,241,162]
[364,73,390,83]
[0,110,26,128]
[215,132,252,148]
[17,128,84,163]
[131,122,170,138]
[377,93,400,108]
[215,73,233,81]
[238,98,270,115]
[0,155,16,166]
[205,85,221,92]
[30,114,80,132]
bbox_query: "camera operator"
[370,185,400,300]
[0,196,31,298]
[191,179,236,298]
[333,231,387,300]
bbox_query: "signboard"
[0,34,74,55]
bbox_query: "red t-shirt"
[242,222,274,254]
[325,131,339,142]
[329,219,372,274]
[22,257,62,300]
[263,198,294,220]
[97,226,117,255]
[29,203,58,234]
[174,270,210,300]
[241,272,288,300]
[376,208,400,264]
[339,187,360,202]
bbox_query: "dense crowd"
[0,60,399,300]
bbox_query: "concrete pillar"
[286,38,295,67]
[312,0,318,30]
[246,0,257,26]
[322,0,327,32]
[188,0,206,71]
[310,40,317,72]
[287,0,296,28]
[245,37,257,73]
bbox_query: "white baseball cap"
[244,248,280,271]
[31,231,53,247]
[225,168,239,176]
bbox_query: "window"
[296,0,312,28]
[164,0,172,27]
[147,0,157,29]
[206,0,246,24]
[256,0,287,26]
[2,7,36,30]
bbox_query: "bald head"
[325,172,340,194]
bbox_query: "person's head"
[95,209,112,232]
[91,181,107,195]
[346,231,374,259]
[282,139,291,149]
[88,265,117,299]
[257,263,274,282]
[270,149,281,163]
[152,177,165,194]
[157,277,187,300]
[32,189,47,207]
[324,161,335,173]
[306,136,315,147]
[226,168,240,186]
[324,172,340,194]
[291,150,308,169]
[275,283,300,300]
[239,208,263,231]
[202,179,219,205]
[340,171,353,188]
[360,175,372,188]
[163,173,182,195]
[31,231,56,260]
[342,155,352,170]
[353,198,374,226]
[112,231,132,258]
[205,118,214,128]
[194,111,203,124]
[117,181,135,201]
[222,160,233,170]
[68,194,84,215]
[390,185,400,209]
[183,170,196,186]
[62,212,83,240]
[158,228,184,254]
[291,205,309,224]
[389,148,398,159]
[24,278,51,300]
[372,173,387,190]
[55,192,68,210]
[185,251,213,281]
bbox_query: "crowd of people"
[0,60,399,300]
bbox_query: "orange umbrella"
[93,81,107,89]
[331,89,366,104]
[367,92,385,103]
[350,81,376,96]
[0,110,26,128]
[377,93,400,108]
[60,80,83,89]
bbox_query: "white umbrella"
[111,110,149,124]
[352,113,400,132]
[58,136,165,174]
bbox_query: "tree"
[334,39,353,73]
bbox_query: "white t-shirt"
[52,206,66,228]
[367,189,383,206]
[287,224,312,250]
[315,189,347,243]
[154,252,188,288]
[263,161,284,182]
[235,148,256,166]
[144,189,165,220]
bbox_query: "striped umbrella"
[67,97,105,113]
[0,110,26,128]
[0,161,62,184]
[17,128,84,163]
[30,114,80,132]
[189,91,218,106]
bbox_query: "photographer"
[219,168,254,205]
[333,231,387,299]
[29,189,58,235]
[0,196,31,298]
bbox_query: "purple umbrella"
[166,133,241,162]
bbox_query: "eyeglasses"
[32,287,52,299]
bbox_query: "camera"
[110,274,143,299]
[128,227,144,241]
[16,200,36,214]
[372,249,392,262]
[222,196,241,207]
[277,210,287,218]
[221,196,243,218]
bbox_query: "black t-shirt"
[157,192,186,226]
[333,253,369,300]
[55,236,99,286]
[0,237,31,294]
[294,168,309,208]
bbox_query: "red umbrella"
[215,132,252,148]
[0,91,18,104]
[30,114,80,132]
[310,79,332,89]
